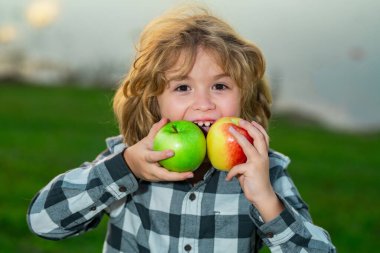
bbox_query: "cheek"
[229,102,241,116]
[233,93,242,116]
[158,102,170,118]
[157,95,188,120]
[221,96,241,116]
[157,95,169,117]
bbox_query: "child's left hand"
[225,119,284,222]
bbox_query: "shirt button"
[189,193,196,201]
[266,232,274,238]
[90,206,96,211]
[118,186,127,192]
[184,244,192,251]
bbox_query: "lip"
[191,118,216,123]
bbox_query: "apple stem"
[171,125,178,133]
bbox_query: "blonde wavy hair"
[113,6,272,146]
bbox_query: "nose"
[191,90,216,111]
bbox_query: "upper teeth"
[195,121,212,127]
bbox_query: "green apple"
[153,120,206,172]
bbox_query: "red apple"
[206,117,253,171]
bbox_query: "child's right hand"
[123,118,194,182]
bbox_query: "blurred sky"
[1,0,379,131]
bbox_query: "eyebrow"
[214,73,231,79]
[167,73,231,82]
[167,75,190,82]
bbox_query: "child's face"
[157,47,241,132]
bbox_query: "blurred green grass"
[0,84,379,252]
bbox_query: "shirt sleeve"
[27,146,138,240]
[249,153,336,253]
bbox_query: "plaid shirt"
[27,135,335,253]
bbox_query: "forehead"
[165,47,226,79]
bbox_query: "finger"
[154,167,194,181]
[228,125,256,158]
[146,118,169,141]
[145,150,174,163]
[225,164,247,181]
[251,121,270,148]
[238,119,268,155]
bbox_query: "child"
[27,5,336,253]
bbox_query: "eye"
[213,83,229,90]
[174,84,191,92]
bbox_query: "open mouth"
[193,120,214,134]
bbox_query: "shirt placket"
[179,185,204,253]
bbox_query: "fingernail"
[187,173,194,178]
[239,119,248,125]
[166,151,174,157]
[229,126,237,134]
